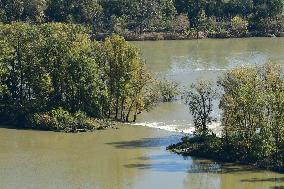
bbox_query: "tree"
[218,66,265,161]
[0,23,104,124]
[123,0,177,33]
[46,0,102,25]
[218,63,284,164]
[253,0,283,19]
[95,34,152,121]
[225,0,254,17]
[230,16,248,37]
[184,80,217,136]
[173,0,189,14]
[0,0,47,23]
[261,63,284,167]
[156,79,179,102]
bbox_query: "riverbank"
[34,118,119,133]
[167,135,284,173]
[95,31,284,41]
[0,117,119,133]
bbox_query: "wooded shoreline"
[95,31,284,41]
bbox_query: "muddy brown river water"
[0,126,283,189]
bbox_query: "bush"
[251,15,284,36]
[73,111,99,131]
[168,134,222,159]
[171,14,190,33]
[230,16,248,37]
[205,17,231,38]
[156,80,179,102]
[29,108,100,132]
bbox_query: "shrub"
[167,134,222,159]
[230,16,248,37]
[252,15,284,36]
[171,14,190,33]
[73,111,99,130]
[207,18,231,38]
[156,80,179,102]
[29,108,99,132]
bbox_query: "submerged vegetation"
[169,63,284,171]
[156,80,180,102]
[0,22,165,131]
[0,0,283,40]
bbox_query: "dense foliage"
[170,63,284,170]
[219,63,284,168]
[0,0,283,38]
[0,23,155,130]
[29,108,104,132]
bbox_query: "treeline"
[0,22,159,131]
[0,0,283,39]
[169,63,284,170]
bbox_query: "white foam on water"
[132,121,193,133]
[132,121,222,136]
[169,64,227,75]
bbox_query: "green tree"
[95,34,152,121]
[218,63,284,165]
[46,0,102,25]
[184,80,217,136]
[261,63,284,167]
[0,23,104,124]
[102,0,177,33]
[0,0,47,23]
[230,16,248,37]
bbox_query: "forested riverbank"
[0,23,172,132]
[0,22,181,132]
[0,0,284,41]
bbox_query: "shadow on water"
[107,136,264,174]
[241,177,284,183]
[125,162,190,173]
[105,136,181,149]
[0,124,26,130]
[0,124,39,132]
[124,158,261,174]
[0,124,55,132]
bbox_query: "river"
[133,38,284,133]
[1,38,284,189]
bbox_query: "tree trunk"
[120,98,125,121]
[115,95,119,119]
[126,100,134,122]
[133,103,138,122]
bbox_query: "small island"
[168,63,284,172]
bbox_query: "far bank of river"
[96,32,284,41]
[0,125,284,189]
